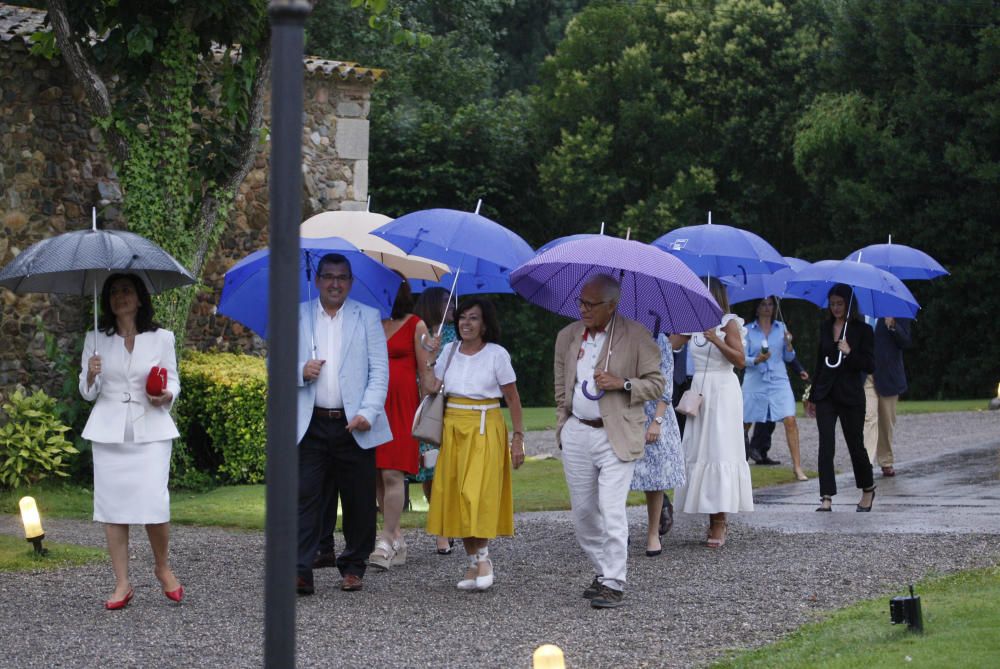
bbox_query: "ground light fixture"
[19,496,48,556]
[533,644,565,669]
[889,585,923,633]
[989,382,1000,410]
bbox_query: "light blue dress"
[741,320,797,422]
[631,333,686,491]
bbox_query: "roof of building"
[0,3,384,82]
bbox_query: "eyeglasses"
[318,273,352,284]
[576,298,608,311]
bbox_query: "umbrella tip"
[366,195,371,213]
[600,221,605,235]
[92,207,97,231]
[707,211,712,225]
[474,199,482,215]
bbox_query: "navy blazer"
[809,317,875,407]
[873,318,911,397]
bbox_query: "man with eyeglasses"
[554,274,665,609]
[294,253,391,595]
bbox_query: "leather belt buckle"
[121,392,132,403]
[578,417,604,429]
[314,407,345,420]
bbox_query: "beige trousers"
[863,375,879,463]
[875,394,899,467]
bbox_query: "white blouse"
[435,342,517,399]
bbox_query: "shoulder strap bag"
[411,342,459,446]
[676,335,712,417]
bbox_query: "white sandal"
[475,547,494,591]
[457,554,478,590]
[368,539,395,571]
[391,538,407,566]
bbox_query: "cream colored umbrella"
[300,210,450,281]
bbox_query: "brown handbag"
[411,342,459,446]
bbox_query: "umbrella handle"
[581,380,605,400]
[824,350,843,368]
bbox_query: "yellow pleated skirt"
[426,397,514,538]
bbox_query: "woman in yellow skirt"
[426,297,525,591]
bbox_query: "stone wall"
[0,5,379,400]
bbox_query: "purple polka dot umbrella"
[510,236,722,336]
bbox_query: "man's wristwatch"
[653,416,665,425]
[623,378,632,391]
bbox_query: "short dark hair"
[390,270,414,319]
[456,296,500,344]
[317,253,352,277]
[98,273,159,335]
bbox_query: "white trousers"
[561,417,636,591]
[863,375,879,464]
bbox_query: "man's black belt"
[577,417,604,429]
[313,407,345,419]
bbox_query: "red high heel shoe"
[164,585,184,603]
[105,588,134,611]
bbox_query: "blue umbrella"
[784,259,920,318]
[218,237,402,338]
[651,213,788,279]
[845,239,948,280]
[409,272,513,295]
[726,257,811,305]
[372,203,534,330]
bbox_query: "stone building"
[0,3,382,400]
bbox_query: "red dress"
[376,314,421,473]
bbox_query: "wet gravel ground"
[0,409,997,668]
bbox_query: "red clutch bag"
[146,366,168,396]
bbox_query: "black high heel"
[857,486,876,512]
[815,495,832,512]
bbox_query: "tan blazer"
[554,316,665,461]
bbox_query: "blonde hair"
[703,277,730,313]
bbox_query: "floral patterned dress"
[630,333,686,491]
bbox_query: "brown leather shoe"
[340,574,363,591]
[296,575,314,596]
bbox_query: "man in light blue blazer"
[295,253,391,595]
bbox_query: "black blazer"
[873,318,911,396]
[809,317,875,406]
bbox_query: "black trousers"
[297,414,375,579]
[750,421,777,457]
[815,399,873,497]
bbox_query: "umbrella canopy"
[218,237,402,338]
[0,228,194,295]
[372,207,534,276]
[726,256,811,305]
[511,236,722,335]
[784,259,920,318]
[651,218,788,279]
[409,272,514,296]
[300,210,450,281]
[845,241,948,280]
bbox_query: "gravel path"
[0,410,997,669]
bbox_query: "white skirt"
[92,438,172,524]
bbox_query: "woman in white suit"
[79,273,183,610]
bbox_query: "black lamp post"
[265,1,310,668]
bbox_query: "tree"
[793,0,1000,398]
[40,0,271,339]
[533,0,826,250]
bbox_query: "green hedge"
[174,352,267,486]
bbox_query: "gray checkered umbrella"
[0,228,194,296]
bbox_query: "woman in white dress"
[671,278,754,547]
[79,273,183,610]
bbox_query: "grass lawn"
[1,460,815,533]
[0,534,104,572]
[512,400,987,430]
[713,566,1000,669]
